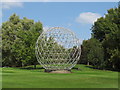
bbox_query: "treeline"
[80,4,120,71]
[2,14,43,68]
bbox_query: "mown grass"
[2,64,118,88]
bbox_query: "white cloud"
[2,0,22,2]
[2,0,23,9]
[76,12,101,24]
[2,0,50,2]
[2,0,118,2]
[2,2,23,9]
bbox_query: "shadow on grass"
[73,67,82,71]
[20,67,44,70]
[85,65,119,72]
[85,65,106,70]
[85,65,97,69]
[20,66,82,71]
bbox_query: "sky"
[1,2,118,42]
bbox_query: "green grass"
[2,64,118,88]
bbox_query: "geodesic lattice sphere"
[35,27,81,70]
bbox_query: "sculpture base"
[44,69,71,73]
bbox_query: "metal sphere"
[35,27,81,70]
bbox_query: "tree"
[87,38,104,68]
[80,38,104,69]
[91,4,120,71]
[2,14,43,67]
[79,40,90,65]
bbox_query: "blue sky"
[2,2,118,42]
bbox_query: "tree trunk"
[87,61,89,65]
[34,64,36,69]
[22,62,24,67]
[112,64,115,70]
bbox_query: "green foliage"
[80,38,104,69]
[2,13,43,67]
[91,4,120,71]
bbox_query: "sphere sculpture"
[35,27,81,72]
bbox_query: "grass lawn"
[2,64,118,88]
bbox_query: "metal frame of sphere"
[35,27,81,72]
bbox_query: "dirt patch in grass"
[50,70,71,73]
